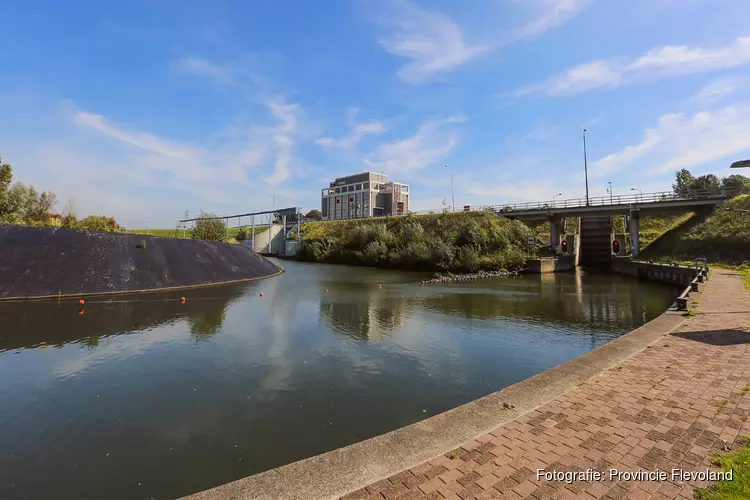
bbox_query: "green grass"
[694,437,750,500]
[641,195,750,265]
[639,212,694,250]
[129,225,269,239]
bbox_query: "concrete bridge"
[489,188,739,263]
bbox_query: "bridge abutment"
[548,216,563,253]
[628,209,641,257]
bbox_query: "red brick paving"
[343,269,750,500]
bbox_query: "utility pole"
[183,210,188,238]
[445,165,455,212]
[583,129,590,206]
[608,182,612,204]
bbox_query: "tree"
[191,211,227,241]
[692,174,721,194]
[722,174,750,195]
[0,155,15,222]
[305,209,322,220]
[673,169,695,195]
[79,215,121,232]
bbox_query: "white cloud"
[377,1,487,84]
[519,124,557,142]
[171,57,234,85]
[590,102,750,178]
[512,36,750,97]
[316,109,386,149]
[365,116,466,172]
[689,77,740,104]
[263,99,303,185]
[509,0,596,42]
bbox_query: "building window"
[356,183,362,190]
[335,187,341,193]
[402,186,409,193]
[363,182,370,190]
[348,185,355,192]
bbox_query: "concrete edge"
[0,269,285,302]
[183,302,695,500]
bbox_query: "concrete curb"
[183,306,691,500]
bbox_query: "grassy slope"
[129,226,269,239]
[640,195,750,265]
[298,211,533,273]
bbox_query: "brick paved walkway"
[343,269,750,500]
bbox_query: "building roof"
[730,159,750,168]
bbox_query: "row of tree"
[0,154,121,231]
[672,168,750,196]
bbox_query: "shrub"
[79,215,121,232]
[363,240,389,264]
[236,227,249,241]
[191,211,227,241]
[428,237,456,270]
[456,246,481,272]
[457,220,488,249]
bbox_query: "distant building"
[321,172,410,220]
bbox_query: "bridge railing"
[408,187,741,216]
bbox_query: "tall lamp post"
[583,129,590,206]
[445,164,455,212]
[552,192,562,207]
[631,188,642,202]
[607,181,613,204]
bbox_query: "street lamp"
[583,129,590,206]
[553,192,563,206]
[607,182,613,204]
[631,188,642,202]
[445,164,455,212]
[730,160,750,168]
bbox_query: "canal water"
[0,261,678,499]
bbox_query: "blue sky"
[1,0,749,228]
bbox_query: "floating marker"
[378,284,382,289]
[180,296,186,303]
[260,292,264,297]
[78,309,84,315]
[78,299,85,305]
[324,288,328,292]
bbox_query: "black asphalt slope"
[0,224,282,299]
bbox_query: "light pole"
[445,164,455,212]
[631,188,642,202]
[607,182,613,204]
[553,192,562,206]
[583,129,590,206]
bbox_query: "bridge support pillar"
[629,209,640,257]
[549,216,563,253]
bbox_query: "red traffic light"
[612,240,621,254]
[561,240,569,253]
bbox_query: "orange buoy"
[260,292,264,297]
[325,288,329,292]
[378,284,382,289]
[78,309,84,315]
[78,299,85,305]
[180,296,186,303]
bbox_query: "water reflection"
[0,261,680,499]
[0,284,247,353]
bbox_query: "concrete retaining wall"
[611,257,699,287]
[525,256,575,273]
[0,224,282,300]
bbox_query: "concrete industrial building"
[321,172,410,220]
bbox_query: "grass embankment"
[298,212,534,273]
[694,436,750,500]
[640,195,750,265]
[639,213,694,249]
[129,225,269,240]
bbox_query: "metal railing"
[409,187,741,216]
